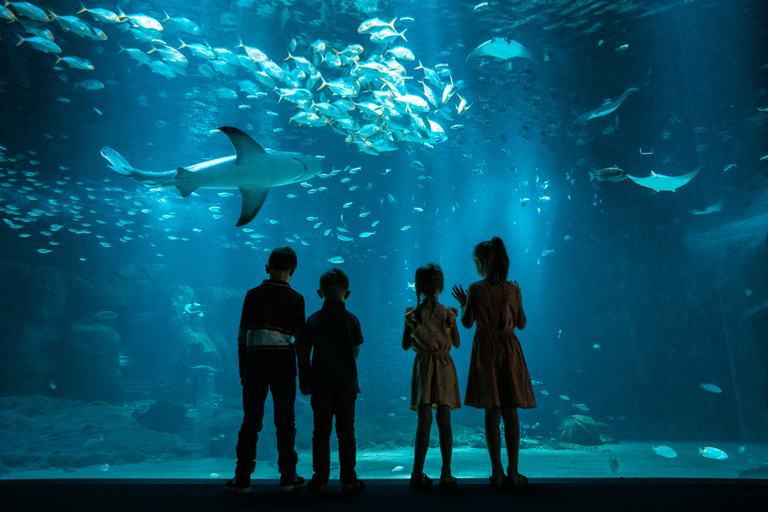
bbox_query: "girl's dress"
[464,280,537,409]
[404,302,462,410]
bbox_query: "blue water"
[1,0,767,479]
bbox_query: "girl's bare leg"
[412,404,433,480]
[501,408,520,480]
[435,404,452,481]
[484,408,504,483]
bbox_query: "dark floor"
[2,479,766,512]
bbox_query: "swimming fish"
[699,447,728,460]
[589,166,628,182]
[691,199,724,215]
[652,445,678,458]
[103,127,324,226]
[608,456,619,473]
[699,383,722,393]
[467,37,534,62]
[627,167,701,193]
[574,88,639,125]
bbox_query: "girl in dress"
[452,237,536,489]
[403,263,461,489]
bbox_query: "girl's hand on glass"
[452,285,467,307]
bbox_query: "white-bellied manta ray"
[627,167,702,193]
[101,126,324,226]
[467,37,535,62]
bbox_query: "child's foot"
[489,473,505,489]
[409,473,433,490]
[307,480,326,495]
[439,476,457,489]
[224,476,251,494]
[506,473,529,489]
[279,472,307,493]
[341,479,366,495]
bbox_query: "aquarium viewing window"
[1,0,766,483]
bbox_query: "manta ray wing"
[237,185,270,226]
[627,167,701,192]
[467,37,534,62]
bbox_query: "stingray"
[467,37,534,62]
[627,167,701,192]
[574,88,639,125]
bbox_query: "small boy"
[225,247,306,494]
[297,268,365,494]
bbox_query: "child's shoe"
[279,472,307,493]
[341,479,366,495]
[307,479,327,495]
[224,475,251,494]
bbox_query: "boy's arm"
[296,324,311,395]
[353,344,360,360]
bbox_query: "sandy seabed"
[5,443,768,481]
[2,395,766,481]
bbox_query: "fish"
[16,34,61,53]
[574,88,639,125]
[328,256,344,264]
[699,383,722,393]
[652,445,678,458]
[699,447,728,460]
[392,465,405,472]
[91,311,118,320]
[691,199,724,215]
[608,456,619,473]
[573,403,589,411]
[627,167,701,193]
[589,166,628,182]
[103,127,324,226]
[467,38,535,62]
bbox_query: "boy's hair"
[268,247,298,271]
[414,263,444,322]
[319,268,349,298]
[474,236,509,285]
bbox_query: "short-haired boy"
[225,247,306,494]
[297,268,364,494]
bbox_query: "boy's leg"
[271,363,299,476]
[435,404,453,481]
[334,392,358,485]
[310,393,333,485]
[234,375,269,480]
[311,393,338,486]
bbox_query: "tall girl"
[452,237,536,489]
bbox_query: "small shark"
[467,37,534,62]
[101,126,324,226]
[627,167,702,192]
[574,88,639,125]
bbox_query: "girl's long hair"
[414,263,444,322]
[474,236,509,285]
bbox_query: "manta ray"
[627,167,702,193]
[574,88,639,125]
[467,37,534,62]
[101,126,324,226]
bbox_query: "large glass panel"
[1,0,766,481]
